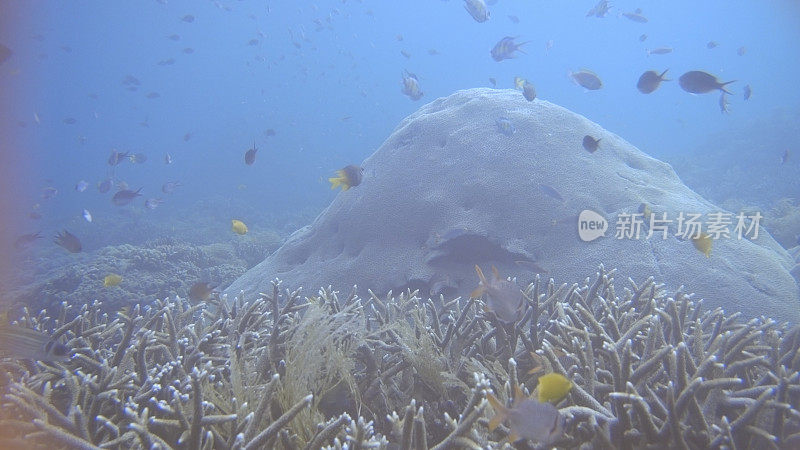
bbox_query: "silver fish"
[0,322,71,362]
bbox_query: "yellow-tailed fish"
[329,165,363,191]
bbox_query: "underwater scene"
[1,0,799,448]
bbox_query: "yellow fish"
[692,232,712,257]
[536,372,573,403]
[231,219,248,235]
[514,76,527,90]
[103,274,122,287]
[328,165,363,191]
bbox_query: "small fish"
[536,373,573,403]
[264,128,276,137]
[82,209,92,222]
[488,77,497,87]
[400,70,423,100]
[162,181,182,194]
[737,46,747,56]
[97,178,112,193]
[586,0,611,18]
[0,314,72,362]
[41,187,58,200]
[231,219,248,235]
[513,76,526,90]
[569,69,602,90]
[188,281,218,302]
[707,41,718,49]
[54,230,82,253]
[522,81,536,101]
[679,71,735,94]
[145,198,163,210]
[508,14,519,23]
[145,92,160,99]
[539,184,564,202]
[582,135,601,153]
[637,69,670,94]
[165,153,173,164]
[692,232,712,257]
[639,34,648,42]
[463,0,490,23]
[167,34,180,41]
[743,84,751,100]
[491,36,527,62]
[14,232,42,250]
[487,384,565,444]
[108,150,129,166]
[245,142,257,165]
[247,38,259,46]
[129,153,147,163]
[62,117,77,125]
[112,188,143,206]
[157,58,175,66]
[427,48,440,56]
[103,274,122,287]
[495,117,515,136]
[621,9,648,23]
[75,180,89,192]
[471,265,525,323]
[29,211,42,220]
[182,47,194,54]
[781,149,789,165]
[719,92,730,114]
[545,39,554,52]
[646,47,673,56]
[329,165,363,191]
[181,14,195,23]
[183,132,193,141]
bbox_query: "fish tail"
[720,80,737,95]
[328,176,344,190]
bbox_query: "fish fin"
[328,176,344,190]
[486,394,507,431]
[474,265,488,285]
[491,265,501,280]
[720,80,737,95]
[513,383,526,405]
[470,285,485,298]
[660,68,670,80]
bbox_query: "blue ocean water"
[1,0,799,289]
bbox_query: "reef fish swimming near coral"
[231,219,248,235]
[487,384,565,444]
[471,265,525,323]
[0,313,72,362]
[329,165,363,191]
[54,230,82,253]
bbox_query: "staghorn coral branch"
[244,394,312,450]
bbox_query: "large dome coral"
[225,89,799,322]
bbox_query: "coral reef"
[2,266,799,448]
[4,232,282,315]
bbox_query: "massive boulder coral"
[225,88,799,322]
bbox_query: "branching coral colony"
[1,265,799,449]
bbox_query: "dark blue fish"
[112,188,142,206]
[491,36,527,62]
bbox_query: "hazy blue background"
[1,0,799,258]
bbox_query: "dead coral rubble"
[1,266,799,449]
